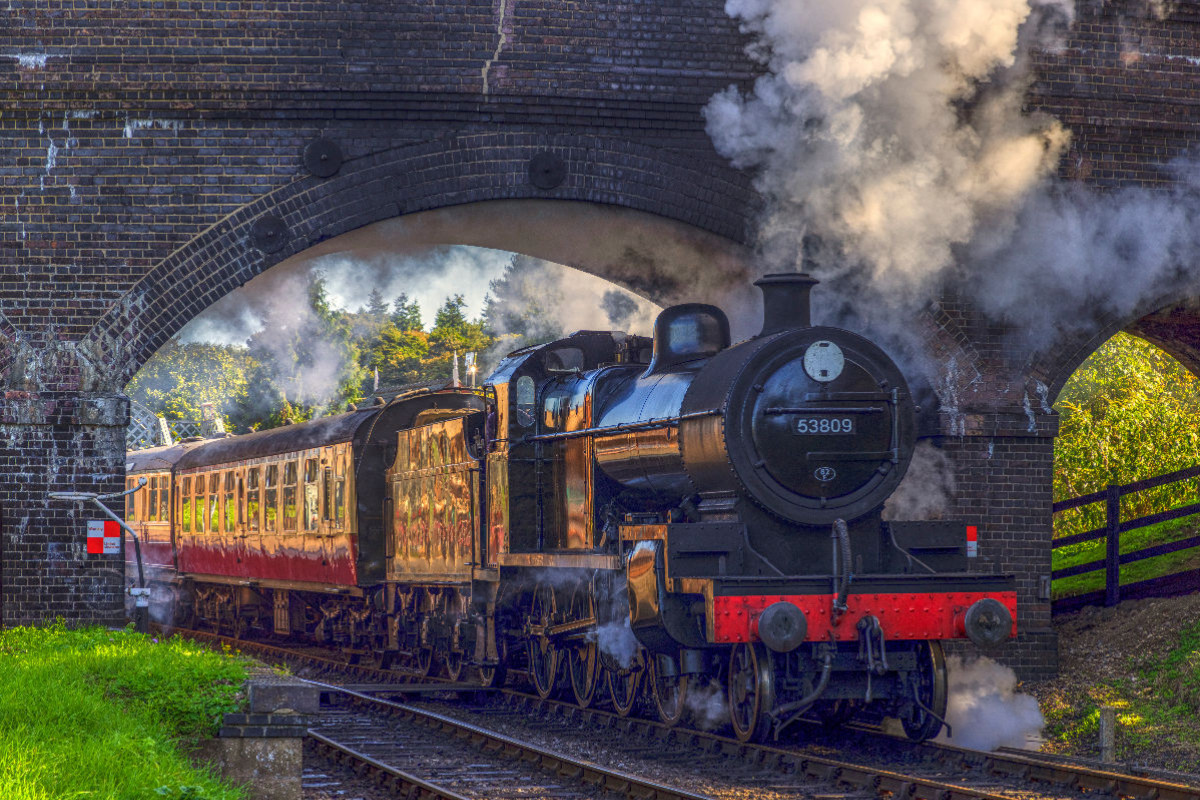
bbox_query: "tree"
[367,324,431,387]
[238,271,367,428]
[425,295,493,382]
[1054,332,1200,538]
[391,293,423,332]
[366,287,389,320]
[125,340,256,430]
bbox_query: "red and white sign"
[86,520,122,555]
[966,525,978,558]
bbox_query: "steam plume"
[882,441,956,520]
[706,0,1072,309]
[939,655,1044,751]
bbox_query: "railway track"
[170,628,1200,800]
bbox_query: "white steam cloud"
[706,0,1072,309]
[707,0,1200,355]
[883,440,956,520]
[939,655,1044,751]
[685,679,728,731]
[596,619,641,670]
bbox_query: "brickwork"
[2,0,1199,674]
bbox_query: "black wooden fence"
[1051,464,1200,615]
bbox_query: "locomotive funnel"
[755,272,818,336]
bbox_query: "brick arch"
[80,132,758,389]
[1026,285,1200,406]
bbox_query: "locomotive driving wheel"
[728,642,776,743]
[566,586,600,707]
[606,659,643,717]
[901,640,948,742]
[528,586,560,699]
[413,646,434,677]
[649,653,689,727]
[444,649,465,682]
[477,636,508,689]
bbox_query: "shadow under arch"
[79,132,759,390]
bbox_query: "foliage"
[0,623,248,799]
[127,254,585,431]
[126,342,256,429]
[1053,332,1200,541]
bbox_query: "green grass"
[0,623,249,800]
[1051,516,1200,599]
[1040,614,1200,768]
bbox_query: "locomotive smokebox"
[755,272,818,337]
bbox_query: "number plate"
[793,416,856,435]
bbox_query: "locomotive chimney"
[755,272,818,336]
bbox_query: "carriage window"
[515,375,536,427]
[208,473,220,533]
[334,458,346,526]
[323,467,333,521]
[147,477,159,522]
[195,479,206,534]
[264,464,278,532]
[181,477,192,533]
[158,476,169,521]
[125,478,135,520]
[282,461,298,531]
[223,472,236,532]
[303,458,319,531]
[246,468,260,532]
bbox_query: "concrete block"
[195,737,302,800]
[247,677,320,714]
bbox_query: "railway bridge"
[4,0,1199,676]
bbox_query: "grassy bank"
[0,623,249,800]
[1033,594,1200,770]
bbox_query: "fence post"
[1105,483,1121,607]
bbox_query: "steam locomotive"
[124,274,1016,742]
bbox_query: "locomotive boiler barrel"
[592,370,693,496]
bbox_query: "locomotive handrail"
[1052,463,1200,614]
[523,407,722,443]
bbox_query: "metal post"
[1105,484,1121,607]
[48,479,150,633]
[1099,705,1116,762]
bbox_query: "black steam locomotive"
[127,273,1015,743]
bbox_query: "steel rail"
[307,729,475,800]
[505,691,1200,800]
[166,627,1200,800]
[301,677,714,800]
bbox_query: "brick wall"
[3,0,1199,674]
